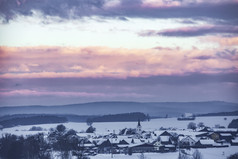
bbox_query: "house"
[194,139,215,148]
[213,128,238,137]
[159,131,175,145]
[231,138,238,146]
[97,139,113,153]
[219,133,233,143]
[153,140,163,151]
[160,135,172,145]
[179,136,196,148]
[128,143,155,153]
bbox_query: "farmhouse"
[179,136,196,148]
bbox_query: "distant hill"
[88,112,148,123]
[0,101,237,117]
[198,110,238,117]
[0,115,67,128]
[0,114,98,123]
[0,112,148,128]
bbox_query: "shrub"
[228,153,238,159]
[187,122,197,130]
[193,149,203,159]
[29,126,43,131]
[228,119,238,128]
[56,124,66,132]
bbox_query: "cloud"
[0,89,152,99]
[8,64,30,72]
[216,49,238,60]
[0,89,106,97]
[203,36,238,47]
[139,25,238,37]
[0,46,237,79]
[193,55,214,60]
[0,72,237,105]
[0,0,105,22]
[0,0,238,23]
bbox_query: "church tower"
[136,119,142,134]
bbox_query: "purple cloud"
[139,26,238,37]
[0,0,238,23]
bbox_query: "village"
[74,119,238,157]
[1,115,238,159]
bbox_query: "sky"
[0,0,238,106]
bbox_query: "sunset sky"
[0,0,238,106]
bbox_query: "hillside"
[0,115,67,128]
[0,101,237,117]
[198,110,238,117]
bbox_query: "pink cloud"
[0,46,237,79]
[0,89,152,98]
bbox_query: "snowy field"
[0,116,238,159]
[1,116,237,136]
[90,146,238,159]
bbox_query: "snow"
[184,113,193,117]
[199,139,215,145]
[1,116,237,136]
[89,147,238,159]
[0,116,237,158]
[220,133,232,136]
[160,136,170,142]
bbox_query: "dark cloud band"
[139,26,238,37]
[0,0,238,23]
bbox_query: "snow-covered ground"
[1,116,237,136]
[0,116,237,159]
[90,146,238,159]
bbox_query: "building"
[136,119,142,134]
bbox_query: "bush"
[138,153,148,159]
[56,124,66,132]
[197,122,205,128]
[228,153,238,159]
[187,122,197,130]
[86,126,96,133]
[193,149,203,159]
[29,126,43,131]
[178,153,188,159]
[228,119,238,128]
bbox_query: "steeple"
[137,119,141,127]
[136,119,142,134]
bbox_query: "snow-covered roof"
[184,113,193,117]
[84,143,95,147]
[220,133,232,137]
[160,136,170,142]
[213,128,237,132]
[179,136,196,142]
[232,139,238,143]
[199,139,215,145]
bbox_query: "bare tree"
[197,122,205,128]
[187,122,197,131]
[193,149,203,159]
[138,153,148,159]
